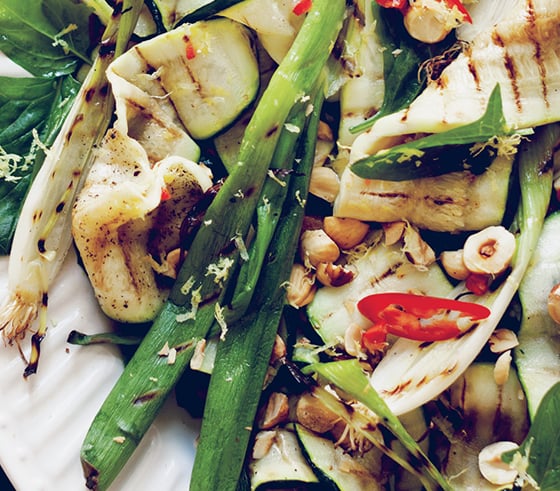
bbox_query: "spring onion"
[80,2,346,488]
[0,0,144,377]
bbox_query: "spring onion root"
[0,0,144,377]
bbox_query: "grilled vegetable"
[295,424,383,491]
[72,135,213,321]
[73,16,260,322]
[354,0,560,146]
[307,235,453,348]
[335,0,560,230]
[0,0,144,376]
[368,123,558,417]
[336,149,513,231]
[80,2,346,488]
[190,86,325,490]
[515,211,560,419]
[431,363,529,489]
[337,0,385,148]
[108,18,260,141]
[250,428,320,489]
[149,0,245,29]
[220,0,306,63]
[305,360,453,491]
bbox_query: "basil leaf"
[0,0,93,77]
[0,75,80,254]
[350,84,520,180]
[502,382,560,490]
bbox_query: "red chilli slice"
[358,292,491,344]
[293,0,313,16]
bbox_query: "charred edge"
[456,322,478,339]
[424,195,456,207]
[82,462,99,490]
[37,238,47,254]
[99,39,116,57]
[415,375,429,387]
[492,383,505,437]
[126,98,147,113]
[492,32,522,112]
[533,137,558,176]
[135,47,163,86]
[406,448,433,475]
[192,290,222,311]
[112,1,124,17]
[179,178,225,250]
[66,113,85,142]
[219,242,236,257]
[445,361,458,375]
[99,83,110,97]
[266,125,280,139]
[384,379,412,397]
[465,45,481,90]
[133,390,161,406]
[362,190,409,200]
[85,87,96,103]
[434,397,465,434]
[23,331,46,378]
[418,341,434,349]
[280,358,318,393]
[32,210,42,223]
[352,0,366,26]
[400,106,410,123]
[373,262,404,285]
[270,168,293,180]
[174,339,196,354]
[526,0,549,108]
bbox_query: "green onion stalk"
[80,1,347,489]
[191,82,326,491]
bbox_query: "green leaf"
[503,382,560,490]
[0,75,80,254]
[305,359,453,491]
[0,0,93,77]
[350,84,523,180]
[349,5,454,135]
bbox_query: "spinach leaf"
[0,75,80,254]
[350,5,456,135]
[0,0,93,78]
[350,84,523,180]
[503,382,560,490]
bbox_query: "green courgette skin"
[149,0,245,26]
[249,428,320,489]
[516,211,560,419]
[295,424,374,491]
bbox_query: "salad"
[1,0,560,490]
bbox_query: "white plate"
[0,56,200,491]
[0,251,200,491]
